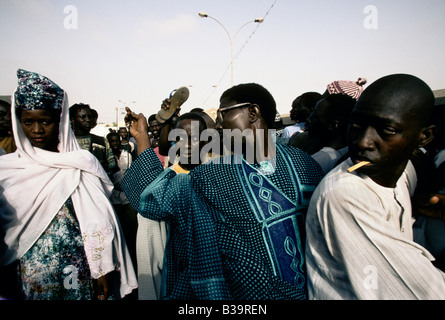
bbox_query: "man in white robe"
[305,74,445,299]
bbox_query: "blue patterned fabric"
[121,143,322,299]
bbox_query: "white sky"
[1,0,445,124]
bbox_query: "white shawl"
[0,93,137,298]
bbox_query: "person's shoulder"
[280,142,308,156]
[91,134,106,145]
[190,155,230,176]
[314,159,373,202]
[282,124,296,132]
[280,144,321,170]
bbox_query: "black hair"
[69,103,91,120]
[298,92,322,111]
[176,112,207,131]
[0,99,11,110]
[190,110,216,129]
[148,114,157,123]
[107,131,120,141]
[220,83,277,129]
[90,109,98,119]
[324,93,357,123]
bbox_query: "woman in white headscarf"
[0,69,137,300]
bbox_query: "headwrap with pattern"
[14,69,64,111]
[0,69,138,298]
[326,77,367,100]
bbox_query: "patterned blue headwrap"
[14,69,64,111]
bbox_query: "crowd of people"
[0,68,445,300]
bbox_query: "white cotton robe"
[305,159,445,300]
[0,91,137,298]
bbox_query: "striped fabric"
[305,159,445,300]
[326,78,367,100]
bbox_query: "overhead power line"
[201,0,278,107]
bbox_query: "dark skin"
[125,108,151,155]
[215,97,275,163]
[290,96,312,123]
[305,98,346,150]
[108,134,121,159]
[149,118,161,140]
[20,109,112,300]
[412,193,445,221]
[126,97,275,164]
[71,107,93,136]
[118,128,129,144]
[348,97,435,188]
[0,104,12,136]
[173,118,206,171]
[348,76,445,227]
[20,110,60,152]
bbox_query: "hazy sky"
[1,0,445,124]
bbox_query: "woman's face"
[72,108,93,135]
[20,109,60,152]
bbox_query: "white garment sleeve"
[307,172,445,300]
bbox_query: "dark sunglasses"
[216,102,251,124]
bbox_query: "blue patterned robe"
[122,144,322,299]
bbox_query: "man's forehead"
[353,100,408,124]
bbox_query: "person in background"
[118,127,136,161]
[90,108,98,130]
[273,112,287,145]
[135,111,209,300]
[106,131,138,277]
[148,114,161,145]
[0,99,16,155]
[411,103,445,273]
[148,114,165,167]
[281,92,321,141]
[69,103,117,177]
[305,93,358,175]
[305,74,445,299]
[189,107,216,131]
[0,69,137,300]
[289,80,366,156]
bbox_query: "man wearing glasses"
[121,83,322,300]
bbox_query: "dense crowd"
[0,69,444,300]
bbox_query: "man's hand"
[161,98,181,118]
[161,98,171,110]
[96,273,111,300]
[412,193,445,221]
[125,107,151,155]
[125,107,148,139]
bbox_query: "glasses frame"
[216,102,252,124]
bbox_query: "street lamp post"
[199,12,264,86]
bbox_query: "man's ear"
[418,125,437,148]
[248,104,261,123]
